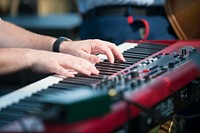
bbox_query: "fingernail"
[95,70,99,75]
[70,75,75,78]
[96,57,101,63]
[87,71,92,76]
[123,58,126,62]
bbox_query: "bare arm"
[0,48,31,75]
[0,19,125,77]
[0,48,99,76]
[0,19,125,63]
[0,19,56,51]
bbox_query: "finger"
[102,41,126,62]
[92,43,115,63]
[78,60,99,75]
[61,55,98,76]
[79,51,101,63]
[73,64,92,76]
[87,65,99,75]
[65,60,93,76]
[55,66,75,77]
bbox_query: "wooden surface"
[165,0,200,40]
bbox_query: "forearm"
[0,19,56,51]
[0,48,32,75]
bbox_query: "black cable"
[120,94,165,122]
[175,114,200,119]
[118,90,200,133]
[172,116,191,133]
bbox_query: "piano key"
[20,98,43,105]
[136,43,167,49]
[97,63,129,69]
[50,83,83,89]
[77,74,104,79]
[0,119,17,128]
[60,80,94,86]
[67,77,101,82]
[97,67,121,72]
[0,76,63,110]
[124,49,158,55]
[101,61,136,66]
[62,79,98,85]
[123,54,149,59]
[63,78,99,84]
[127,47,160,53]
[2,104,40,114]
[17,100,43,107]
[0,121,10,127]
[0,110,25,119]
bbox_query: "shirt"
[77,0,165,13]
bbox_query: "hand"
[59,39,126,64]
[28,50,99,77]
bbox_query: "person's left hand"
[59,39,126,64]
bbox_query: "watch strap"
[53,36,71,52]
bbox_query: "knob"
[181,48,187,55]
[143,75,150,82]
[168,62,175,68]
[180,46,196,56]
[130,71,139,78]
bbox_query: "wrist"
[52,36,72,52]
[24,49,36,70]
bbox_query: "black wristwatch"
[52,36,71,52]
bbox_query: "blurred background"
[0,0,81,40]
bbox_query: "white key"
[0,76,63,110]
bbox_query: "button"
[189,49,197,56]
[157,68,167,76]
[173,53,179,58]
[152,68,168,78]
[143,75,150,82]
[193,49,197,52]
[130,71,139,78]
[143,69,150,73]
[181,48,187,55]
[159,65,164,68]
[179,56,186,61]
[148,69,158,75]
[125,76,130,83]
[149,65,159,70]
[124,69,129,73]
[130,66,138,70]
[174,60,179,64]
[130,81,136,88]
[157,56,162,59]
[168,62,175,68]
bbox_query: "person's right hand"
[28,49,99,77]
[59,39,125,64]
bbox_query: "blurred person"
[76,0,177,45]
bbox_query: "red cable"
[127,16,150,40]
